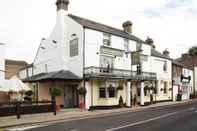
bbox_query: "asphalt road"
[27,101,197,131]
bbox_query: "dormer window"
[103,33,111,46]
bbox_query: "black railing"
[0,101,56,119]
[84,66,157,80]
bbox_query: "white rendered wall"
[84,28,138,71]
[32,10,84,77]
[0,44,5,80]
[150,56,172,81]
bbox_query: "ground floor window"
[99,81,117,98]
[99,87,106,98]
[108,87,116,98]
[163,82,168,94]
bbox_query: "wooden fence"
[0,101,56,119]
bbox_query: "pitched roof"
[5,59,29,66]
[23,70,82,82]
[151,48,172,60]
[68,14,146,44]
[173,57,194,70]
[172,59,184,67]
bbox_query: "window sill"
[98,97,117,100]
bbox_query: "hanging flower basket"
[160,88,164,91]
[77,87,87,96]
[108,84,114,91]
[117,85,123,91]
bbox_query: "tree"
[188,46,197,56]
[50,86,61,114]
[50,87,61,98]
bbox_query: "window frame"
[163,82,168,94]
[124,39,129,51]
[99,87,106,98]
[69,38,79,57]
[103,33,111,46]
[98,81,117,98]
[163,61,167,72]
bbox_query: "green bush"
[119,95,124,107]
[25,90,33,97]
[50,87,61,97]
[177,94,182,101]
[77,87,87,95]
[24,90,33,102]
[117,85,123,90]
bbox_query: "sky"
[0,0,197,63]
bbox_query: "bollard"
[16,102,21,119]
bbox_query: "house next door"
[64,84,78,108]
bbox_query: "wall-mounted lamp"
[40,46,45,49]
[71,33,76,37]
[52,40,57,44]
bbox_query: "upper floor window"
[103,33,111,46]
[136,43,142,51]
[100,55,114,73]
[70,39,78,57]
[163,61,167,72]
[124,39,129,51]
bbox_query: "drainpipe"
[155,80,157,104]
[91,80,93,111]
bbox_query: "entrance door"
[64,85,78,108]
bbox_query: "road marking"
[195,110,197,113]
[105,108,193,131]
[7,125,44,131]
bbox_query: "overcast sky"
[1,0,197,63]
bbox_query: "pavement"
[2,99,197,131]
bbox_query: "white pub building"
[19,0,172,109]
[0,43,5,82]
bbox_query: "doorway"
[64,84,78,108]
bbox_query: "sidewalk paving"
[0,99,196,129]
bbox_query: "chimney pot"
[122,21,133,33]
[163,49,170,57]
[145,37,155,48]
[56,0,69,11]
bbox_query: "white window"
[99,82,116,98]
[70,39,78,57]
[99,87,106,98]
[103,33,111,46]
[124,39,129,51]
[163,82,168,94]
[100,55,114,73]
[163,61,167,72]
[136,43,142,51]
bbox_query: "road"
[27,101,197,131]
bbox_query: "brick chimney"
[163,49,170,57]
[56,0,69,11]
[145,37,155,49]
[122,21,133,34]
